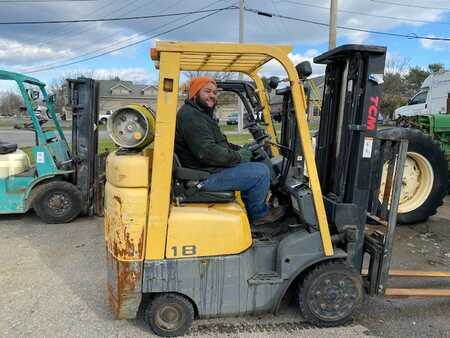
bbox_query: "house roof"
[98,79,156,97]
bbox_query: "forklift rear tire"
[145,294,194,337]
[32,181,83,224]
[298,261,363,327]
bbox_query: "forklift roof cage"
[150,41,333,257]
[0,70,45,86]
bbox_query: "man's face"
[196,82,218,109]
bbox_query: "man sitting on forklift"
[175,76,284,225]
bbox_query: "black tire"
[100,118,107,124]
[298,261,363,327]
[378,128,448,224]
[145,294,194,337]
[32,181,83,224]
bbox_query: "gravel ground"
[0,198,449,337]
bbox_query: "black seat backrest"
[0,140,18,155]
[172,153,235,203]
[173,153,210,181]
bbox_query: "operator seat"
[172,154,235,203]
[0,140,18,155]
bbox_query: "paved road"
[0,127,108,147]
[0,199,449,337]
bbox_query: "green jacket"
[175,100,241,173]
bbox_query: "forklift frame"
[0,70,73,215]
[148,41,333,258]
[104,42,427,335]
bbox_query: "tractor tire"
[298,261,363,327]
[378,128,448,224]
[32,181,83,224]
[145,294,194,337]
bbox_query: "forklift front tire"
[32,181,83,224]
[145,294,194,337]
[298,261,363,327]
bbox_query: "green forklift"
[0,71,105,223]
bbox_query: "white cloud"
[260,51,326,79]
[0,38,74,66]
[0,0,447,76]
[419,37,450,51]
[92,67,154,84]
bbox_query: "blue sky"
[0,0,449,87]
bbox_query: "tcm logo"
[367,96,379,130]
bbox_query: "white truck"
[98,110,112,124]
[394,71,450,118]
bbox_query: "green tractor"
[384,71,450,224]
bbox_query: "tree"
[428,63,444,73]
[184,71,236,81]
[385,55,410,74]
[380,72,408,119]
[0,91,23,116]
[48,70,95,119]
[403,67,429,97]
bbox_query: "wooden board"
[361,269,450,278]
[385,288,450,298]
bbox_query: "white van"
[394,71,450,118]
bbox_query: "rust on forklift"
[105,194,145,318]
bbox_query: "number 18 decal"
[171,245,197,257]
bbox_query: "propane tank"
[107,104,156,149]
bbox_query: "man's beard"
[195,96,216,115]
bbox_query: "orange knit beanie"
[188,76,216,99]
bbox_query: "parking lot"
[1,198,449,338]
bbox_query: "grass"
[226,133,254,145]
[98,138,117,153]
[220,124,238,132]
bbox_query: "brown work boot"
[252,205,285,226]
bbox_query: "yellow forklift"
[103,41,416,336]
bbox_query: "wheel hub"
[308,273,359,320]
[380,152,434,213]
[47,192,71,215]
[155,304,184,331]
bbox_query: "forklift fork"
[365,137,450,297]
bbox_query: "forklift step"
[248,272,283,285]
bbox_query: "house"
[98,78,160,114]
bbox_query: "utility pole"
[238,0,244,133]
[329,0,337,49]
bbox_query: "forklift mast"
[67,78,106,216]
[313,45,386,267]
[314,45,386,208]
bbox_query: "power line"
[32,0,141,49]
[278,0,450,26]
[0,0,97,2]
[369,0,450,11]
[245,6,450,42]
[25,6,234,74]
[22,0,228,73]
[29,0,130,48]
[0,6,237,25]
